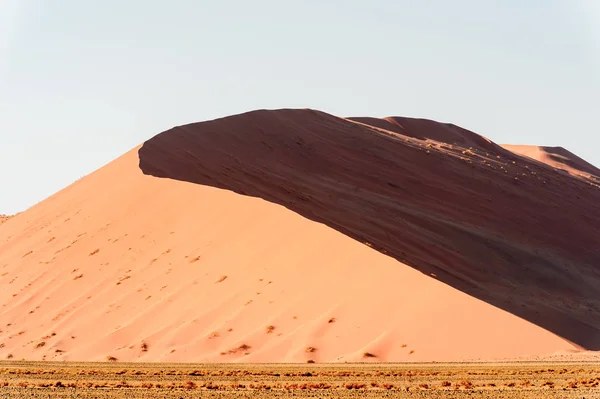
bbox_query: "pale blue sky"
[1,0,599,214]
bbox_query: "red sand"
[0,109,599,363]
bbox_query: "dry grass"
[0,361,598,398]
[220,344,251,356]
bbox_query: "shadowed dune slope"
[0,108,599,363]
[348,116,504,154]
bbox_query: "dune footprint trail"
[0,109,599,362]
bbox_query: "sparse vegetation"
[220,344,251,356]
[0,362,597,398]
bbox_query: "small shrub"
[362,352,376,358]
[459,380,473,389]
[345,383,366,389]
[220,344,251,355]
[441,380,452,387]
[305,346,317,353]
[35,341,46,348]
[265,325,275,334]
[89,249,99,256]
[106,356,118,362]
[141,342,148,352]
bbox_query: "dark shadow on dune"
[138,109,600,350]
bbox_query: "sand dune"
[0,215,11,226]
[0,109,599,362]
[501,144,600,181]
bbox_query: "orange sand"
[0,109,598,362]
[501,144,600,181]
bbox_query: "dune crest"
[501,144,600,181]
[1,109,599,362]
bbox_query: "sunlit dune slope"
[501,144,600,181]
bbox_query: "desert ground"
[0,361,599,398]
[1,109,599,364]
